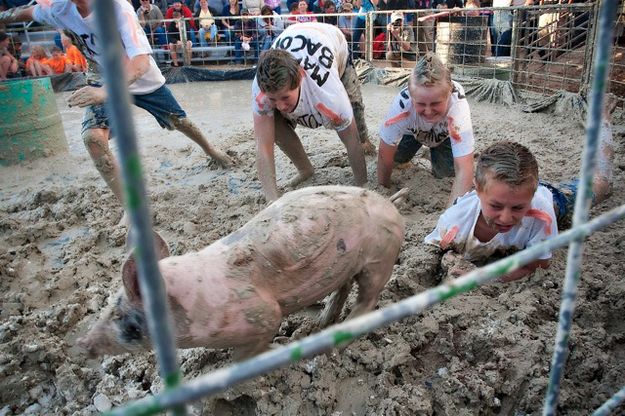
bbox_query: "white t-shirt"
[251,22,353,132]
[33,0,165,95]
[424,185,558,262]
[379,81,474,158]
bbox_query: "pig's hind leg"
[317,280,353,327]
[347,256,397,320]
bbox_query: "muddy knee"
[83,131,116,174]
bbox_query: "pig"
[77,186,405,358]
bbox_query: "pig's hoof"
[287,170,314,188]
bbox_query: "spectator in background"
[45,45,71,74]
[220,0,240,42]
[167,9,193,66]
[196,0,218,45]
[61,33,87,72]
[193,0,226,15]
[233,8,259,63]
[321,1,338,25]
[264,0,282,15]
[338,2,354,42]
[242,0,263,15]
[165,1,198,44]
[385,11,416,66]
[290,0,317,22]
[431,0,463,8]
[0,30,19,80]
[26,45,53,76]
[258,5,283,50]
[352,0,377,58]
[137,0,167,46]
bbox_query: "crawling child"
[425,103,615,282]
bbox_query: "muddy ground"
[1,80,624,415]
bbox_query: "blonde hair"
[475,141,539,192]
[409,52,452,94]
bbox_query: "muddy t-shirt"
[379,81,474,158]
[251,22,353,132]
[424,186,558,262]
[33,0,165,95]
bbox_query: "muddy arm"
[377,141,397,188]
[499,259,550,283]
[448,152,474,207]
[337,120,367,187]
[0,5,34,23]
[254,112,280,202]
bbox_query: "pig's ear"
[121,231,171,305]
[125,229,170,260]
[122,254,142,305]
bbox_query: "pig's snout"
[76,301,150,358]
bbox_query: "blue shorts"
[81,84,186,134]
[393,135,455,178]
[540,179,594,229]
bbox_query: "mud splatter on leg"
[171,116,234,168]
[83,128,124,204]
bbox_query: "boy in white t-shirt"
[1,0,232,223]
[378,52,475,207]
[252,22,374,202]
[425,109,615,282]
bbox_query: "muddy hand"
[68,86,107,108]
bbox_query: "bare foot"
[210,149,234,168]
[361,137,377,156]
[287,168,314,188]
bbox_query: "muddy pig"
[77,186,405,358]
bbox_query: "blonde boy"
[378,52,475,207]
[425,112,615,282]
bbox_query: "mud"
[0,80,624,415]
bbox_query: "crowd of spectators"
[0,30,86,80]
[1,0,597,75]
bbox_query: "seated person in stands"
[257,5,283,51]
[45,46,71,74]
[0,31,19,80]
[137,0,167,46]
[320,0,338,26]
[233,8,259,63]
[61,33,87,72]
[165,1,198,44]
[337,2,354,43]
[385,11,416,67]
[425,99,616,282]
[289,0,317,23]
[196,0,218,46]
[167,10,193,66]
[220,0,240,43]
[25,45,53,76]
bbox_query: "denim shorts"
[540,178,594,229]
[81,84,187,134]
[393,134,455,178]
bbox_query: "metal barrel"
[0,77,68,166]
[435,16,488,65]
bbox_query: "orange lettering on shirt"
[384,111,410,127]
[525,209,553,235]
[315,103,343,125]
[255,91,266,110]
[447,116,462,143]
[440,225,459,250]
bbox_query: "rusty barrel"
[436,16,488,65]
[0,77,68,166]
